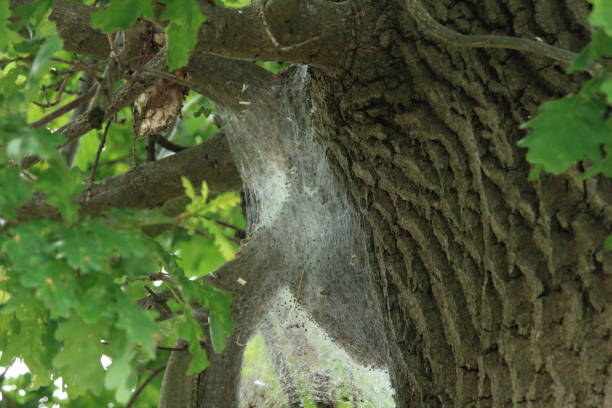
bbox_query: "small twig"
[156,135,187,152]
[33,72,74,108]
[86,120,111,200]
[204,217,246,237]
[156,345,189,352]
[143,285,159,298]
[147,135,157,162]
[121,272,169,286]
[403,0,577,65]
[29,86,97,128]
[125,364,166,408]
[0,56,100,75]
[100,341,182,352]
[87,155,130,170]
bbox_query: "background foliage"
[0,0,609,406]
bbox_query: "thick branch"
[48,0,355,70]
[48,0,276,112]
[196,0,355,70]
[17,131,241,220]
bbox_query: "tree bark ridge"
[307,0,609,406]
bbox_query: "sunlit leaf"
[182,176,197,200]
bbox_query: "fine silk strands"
[222,65,395,407]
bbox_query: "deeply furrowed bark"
[21,0,611,406]
[306,0,611,406]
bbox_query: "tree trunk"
[30,0,610,406]
[193,0,611,406]
[300,0,610,406]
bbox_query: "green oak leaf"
[77,280,115,323]
[9,0,52,30]
[182,176,197,200]
[103,208,176,229]
[186,281,233,353]
[54,219,155,275]
[35,261,79,318]
[0,167,33,220]
[176,316,209,374]
[0,65,27,104]
[589,0,612,35]
[91,221,149,259]
[601,78,612,105]
[176,234,227,278]
[34,164,84,224]
[12,38,45,54]
[0,307,54,388]
[26,35,63,100]
[114,297,158,357]
[568,29,612,73]
[2,221,56,280]
[91,0,155,33]
[160,0,207,70]
[209,313,228,353]
[105,346,137,404]
[55,224,112,274]
[582,142,612,178]
[519,81,611,176]
[53,316,108,396]
[198,218,237,260]
[0,0,12,52]
[5,125,64,162]
[203,192,240,214]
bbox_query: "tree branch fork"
[12,0,582,222]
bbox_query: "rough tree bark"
[17,0,611,407]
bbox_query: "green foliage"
[91,0,206,70]
[0,0,13,53]
[160,0,207,70]
[91,0,155,33]
[518,1,612,248]
[518,78,611,177]
[589,0,612,36]
[180,177,241,261]
[0,2,242,405]
[0,189,239,404]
